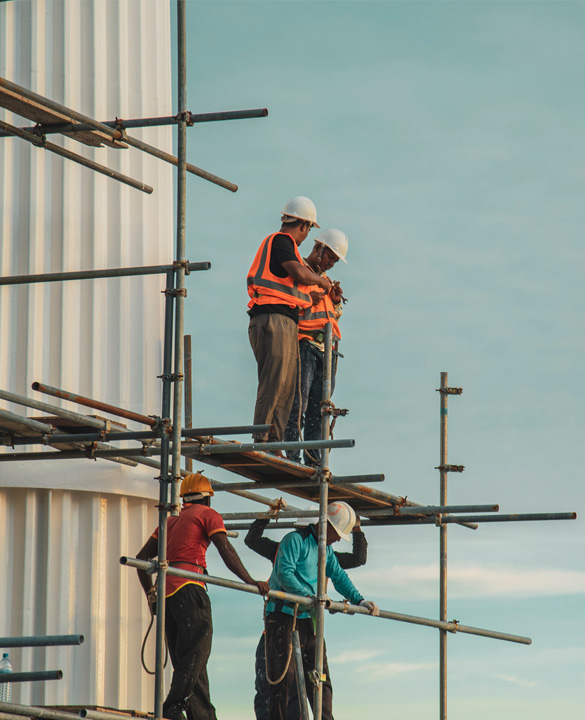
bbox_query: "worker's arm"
[244,518,279,563]
[326,549,364,605]
[281,259,331,292]
[334,526,368,570]
[136,535,159,614]
[211,531,270,595]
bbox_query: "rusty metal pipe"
[32,382,158,428]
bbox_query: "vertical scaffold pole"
[313,323,333,720]
[170,0,188,517]
[154,270,176,718]
[184,335,193,472]
[439,371,448,720]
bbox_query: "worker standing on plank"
[264,501,379,720]
[283,229,348,467]
[245,511,368,720]
[136,472,270,720]
[247,197,331,447]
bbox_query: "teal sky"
[167,2,584,718]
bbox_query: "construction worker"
[263,501,379,720]
[136,473,270,720]
[245,511,368,720]
[247,196,331,446]
[283,229,348,467]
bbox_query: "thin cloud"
[491,674,536,688]
[355,661,437,680]
[356,564,585,599]
[332,648,385,664]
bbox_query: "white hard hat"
[327,501,356,542]
[281,196,320,228]
[315,229,348,263]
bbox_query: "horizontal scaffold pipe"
[0,634,83,648]
[441,512,577,523]
[0,671,62,684]
[120,557,532,646]
[0,389,111,431]
[0,409,54,434]
[221,509,319,521]
[369,505,500,517]
[0,108,269,138]
[4,424,273,447]
[0,120,152,194]
[0,261,210,286]
[210,474,385,493]
[0,703,78,720]
[185,438,355,455]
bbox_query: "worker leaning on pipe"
[264,501,379,720]
[245,509,367,720]
[247,196,331,448]
[136,473,270,720]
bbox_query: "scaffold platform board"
[0,76,127,148]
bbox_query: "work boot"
[162,703,187,720]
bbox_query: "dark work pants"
[163,584,217,720]
[249,313,300,442]
[254,634,300,720]
[284,340,336,466]
[266,612,333,720]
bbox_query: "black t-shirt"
[248,233,301,322]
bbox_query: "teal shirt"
[266,526,364,619]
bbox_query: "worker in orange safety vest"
[283,229,348,466]
[247,197,331,447]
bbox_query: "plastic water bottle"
[0,652,13,702]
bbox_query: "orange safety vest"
[298,282,341,342]
[247,233,312,310]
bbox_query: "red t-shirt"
[152,503,226,597]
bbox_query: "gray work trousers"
[249,313,300,442]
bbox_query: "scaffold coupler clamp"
[85,442,98,460]
[173,258,192,276]
[435,464,465,473]
[436,386,463,395]
[310,669,327,686]
[153,559,168,575]
[434,513,443,527]
[449,619,460,634]
[97,419,111,442]
[114,117,127,143]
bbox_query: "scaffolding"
[0,2,577,719]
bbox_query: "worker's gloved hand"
[309,289,326,305]
[254,580,270,596]
[359,599,380,617]
[329,281,343,305]
[146,586,157,616]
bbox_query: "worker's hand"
[254,580,270,597]
[317,275,332,293]
[359,599,380,617]
[329,281,343,305]
[146,586,158,616]
[309,289,326,305]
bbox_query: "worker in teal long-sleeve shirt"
[264,501,379,720]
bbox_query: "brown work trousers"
[248,312,299,442]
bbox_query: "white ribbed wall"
[0,0,173,710]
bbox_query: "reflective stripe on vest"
[298,286,341,341]
[247,233,312,309]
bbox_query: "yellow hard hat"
[180,472,214,499]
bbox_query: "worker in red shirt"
[137,473,270,720]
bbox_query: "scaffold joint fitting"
[436,387,463,395]
[436,464,465,473]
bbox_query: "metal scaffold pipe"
[209,474,384,493]
[0,108,269,138]
[120,557,532,645]
[0,671,62,684]
[0,634,83,648]
[0,119,153,194]
[0,262,210,286]
[0,703,79,720]
[185,438,354,454]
